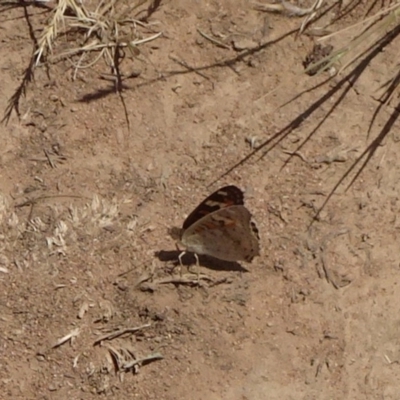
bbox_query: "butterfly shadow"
[155,250,249,273]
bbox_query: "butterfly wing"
[181,205,260,262]
[182,186,244,230]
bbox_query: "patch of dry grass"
[2,0,163,123]
[35,0,162,79]
[255,0,400,77]
[307,1,400,76]
[0,191,134,270]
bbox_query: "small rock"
[48,384,57,392]
[232,38,258,51]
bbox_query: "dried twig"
[253,0,325,34]
[43,149,56,168]
[123,352,163,370]
[139,273,229,292]
[52,327,80,348]
[106,343,163,373]
[254,1,315,17]
[197,29,231,49]
[157,273,217,285]
[282,150,309,164]
[93,323,151,345]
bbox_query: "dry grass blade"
[56,32,162,60]
[299,0,325,34]
[52,327,80,348]
[313,3,400,75]
[93,323,151,345]
[106,343,163,373]
[197,29,231,49]
[122,352,163,371]
[254,1,316,16]
[253,0,327,36]
[34,0,89,65]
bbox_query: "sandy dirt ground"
[1,1,400,399]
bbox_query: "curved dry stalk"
[299,0,326,34]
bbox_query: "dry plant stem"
[156,273,218,285]
[52,328,80,348]
[56,32,161,78]
[43,149,56,168]
[254,1,315,16]
[337,13,400,73]
[57,32,161,59]
[71,48,103,76]
[314,3,400,74]
[299,0,325,34]
[197,29,231,49]
[35,0,67,65]
[29,154,67,165]
[254,0,326,35]
[123,352,163,370]
[93,323,152,345]
[35,0,89,65]
[320,2,400,42]
[106,344,137,372]
[282,150,309,163]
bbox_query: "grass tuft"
[306,1,400,76]
[34,0,162,79]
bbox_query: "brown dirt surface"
[1,1,400,399]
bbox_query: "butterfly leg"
[178,251,186,276]
[179,252,200,281]
[184,253,200,278]
[191,253,200,282]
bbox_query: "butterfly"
[178,185,260,265]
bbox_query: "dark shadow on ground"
[210,22,400,225]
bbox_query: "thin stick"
[93,323,151,345]
[254,1,314,16]
[43,149,56,168]
[282,150,309,163]
[123,352,163,370]
[155,273,227,285]
[319,2,400,42]
[57,32,162,59]
[197,29,231,49]
[52,328,80,348]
